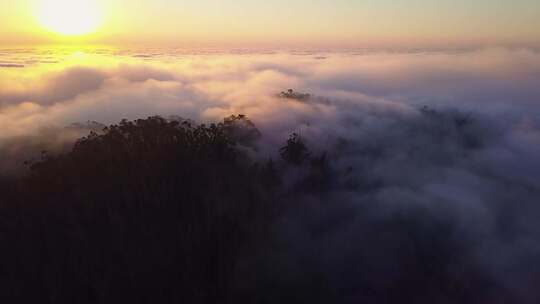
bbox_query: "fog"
[1,46,539,302]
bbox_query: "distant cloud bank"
[0,47,538,137]
[1,47,539,172]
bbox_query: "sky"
[1,0,539,47]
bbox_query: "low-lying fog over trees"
[1,48,540,303]
[1,103,539,303]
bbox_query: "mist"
[1,47,540,302]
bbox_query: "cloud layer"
[1,47,540,301]
[1,47,539,172]
[1,47,539,136]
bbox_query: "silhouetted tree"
[280,133,310,165]
[279,89,311,101]
[0,115,277,304]
[221,114,262,147]
[0,114,515,304]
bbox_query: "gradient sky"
[1,0,539,47]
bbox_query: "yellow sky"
[1,0,540,48]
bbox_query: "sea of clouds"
[1,47,539,165]
[1,46,540,301]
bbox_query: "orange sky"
[1,0,539,48]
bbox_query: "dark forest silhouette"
[0,112,522,303]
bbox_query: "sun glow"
[36,0,102,36]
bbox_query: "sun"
[36,0,102,36]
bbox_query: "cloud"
[304,48,540,113]
[0,63,25,68]
[0,47,539,179]
[2,47,539,132]
[0,67,106,107]
[234,106,540,302]
[0,47,539,301]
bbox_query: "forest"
[0,110,533,303]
